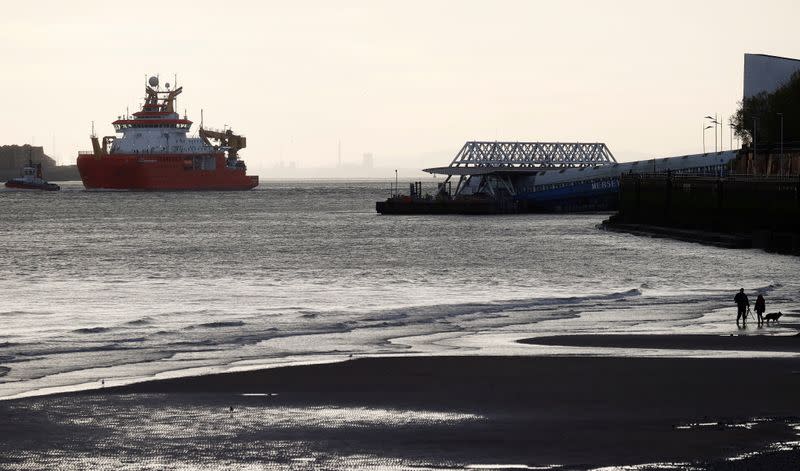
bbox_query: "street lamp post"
[703,125,713,153]
[777,112,784,176]
[711,113,717,152]
[705,115,720,152]
[753,118,757,167]
[729,123,735,150]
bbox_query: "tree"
[730,70,800,148]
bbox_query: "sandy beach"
[520,333,800,352]
[2,342,800,470]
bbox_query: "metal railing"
[200,126,246,138]
[78,147,221,156]
[725,173,800,182]
[623,172,800,182]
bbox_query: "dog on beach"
[763,312,782,324]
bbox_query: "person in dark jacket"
[734,288,749,326]
[754,294,766,325]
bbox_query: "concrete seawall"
[603,173,800,254]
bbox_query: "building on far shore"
[744,53,800,98]
[0,144,79,181]
[0,145,55,169]
[362,153,374,169]
[736,53,800,177]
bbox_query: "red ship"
[77,76,258,190]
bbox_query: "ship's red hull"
[77,153,258,191]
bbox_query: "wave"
[641,283,782,298]
[1,350,180,389]
[8,343,138,359]
[114,337,147,344]
[0,366,9,377]
[126,317,152,325]
[169,339,222,347]
[320,289,648,336]
[0,310,55,316]
[298,310,320,318]
[0,310,28,316]
[196,321,245,329]
[757,283,783,294]
[363,312,408,322]
[73,327,112,334]
[496,288,642,308]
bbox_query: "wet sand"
[3,353,800,469]
[520,333,800,352]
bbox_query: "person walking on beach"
[755,294,766,325]
[734,288,750,326]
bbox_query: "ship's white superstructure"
[110,114,211,155]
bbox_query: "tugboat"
[4,158,61,191]
[77,76,259,191]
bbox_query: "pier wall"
[606,173,800,254]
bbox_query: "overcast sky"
[2,0,799,174]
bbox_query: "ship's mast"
[142,75,183,113]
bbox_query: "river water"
[1,180,798,400]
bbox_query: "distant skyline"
[2,0,799,176]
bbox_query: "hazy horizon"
[3,0,799,177]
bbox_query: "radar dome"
[148,76,159,87]
[165,82,171,89]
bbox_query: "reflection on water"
[1,394,485,470]
[3,393,799,470]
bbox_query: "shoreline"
[519,333,800,352]
[601,221,752,249]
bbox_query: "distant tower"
[362,153,374,169]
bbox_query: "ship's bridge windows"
[114,123,191,130]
